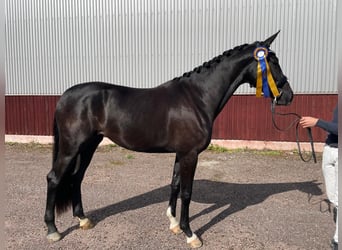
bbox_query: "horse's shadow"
[62,179,322,237]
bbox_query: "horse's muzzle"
[275,82,294,105]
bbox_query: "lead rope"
[271,99,317,163]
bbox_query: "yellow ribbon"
[256,62,263,97]
[265,60,280,98]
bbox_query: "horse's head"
[243,31,294,105]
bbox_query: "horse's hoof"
[79,218,94,230]
[46,232,62,242]
[170,224,183,235]
[187,234,203,248]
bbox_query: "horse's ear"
[263,30,280,47]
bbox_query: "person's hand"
[299,116,319,128]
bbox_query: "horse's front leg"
[179,151,202,248]
[167,155,182,234]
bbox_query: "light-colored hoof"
[166,207,182,235]
[46,232,62,242]
[170,224,183,235]
[187,234,203,248]
[79,218,94,230]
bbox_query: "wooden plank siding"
[5,94,337,143]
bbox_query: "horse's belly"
[105,126,173,153]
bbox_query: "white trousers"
[322,145,338,242]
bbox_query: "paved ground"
[5,143,335,249]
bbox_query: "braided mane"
[174,43,250,80]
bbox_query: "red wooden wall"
[5,94,337,142]
[5,96,60,136]
[212,94,337,142]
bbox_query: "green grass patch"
[207,144,248,153]
[207,144,230,153]
[5,141,52,150]
[96,143,118,152]
[109,160,124,166]
[207,144,285,156]
[249,149,283,156]
[125,154,134,160]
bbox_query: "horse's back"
[55,82,122,137]
[57,82,143,113]
[59,82,126,101]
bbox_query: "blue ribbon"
[259,56,270,98]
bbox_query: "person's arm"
[316,119,338,135]
[299,107,338,135]
[316,107,338,135]
[299,116,318,128]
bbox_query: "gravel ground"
[5,143,335,249]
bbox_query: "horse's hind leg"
[45,147,79,242]
[167,155,182,234]
[72,134,103,230]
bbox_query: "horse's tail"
[52,115,75,215]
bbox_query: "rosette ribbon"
[254,47,280,98]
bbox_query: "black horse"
[44,32,293,248]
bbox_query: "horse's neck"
[196,57,249,119]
